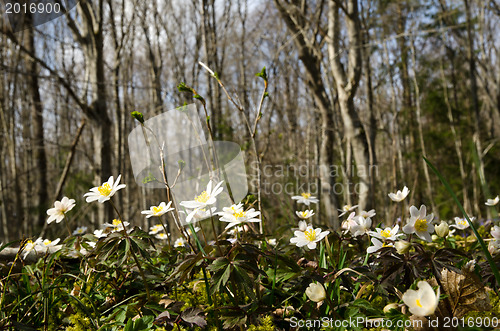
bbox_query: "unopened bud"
[383,303,399,313]
[488,240,500,255]
[435,221,449,238]
[395,240,411,254]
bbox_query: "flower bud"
[395,240,411,254]
[383,303,399,313]
[435,221,449,238]
[488,240,500,255]
[305,283,326,302]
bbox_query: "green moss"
[463,290,500,319]
[66,312,93,331]
[248,315,275,331]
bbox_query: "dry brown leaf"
[429,266,491,319]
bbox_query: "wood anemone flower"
[84,175,126,203]
[402,281,440,317]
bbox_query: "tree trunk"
[274,0,340,228]
[327,0,371,211]
[24,16,48,231]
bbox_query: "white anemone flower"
[359,209,376,218]
[350,216,372,237]
[174,238,186,247]
[40,238,61,252]
[227,226,245,236]
[156,233,170,240]
[291,193,319,206]
[78,241,96,256]
[388,186,410,202]
[305,283,326,302]
[185,207,217,224]
[72,226,87,235]
[368,225,403,241]
[296,220,312,232]
[267,238,277,246]
[341,212,357,234]
[366,238,394,253]
[149,224,164,235]
[141,201,174,218]
[222,203,244,214]
[94,229,107,239]
[296,210,315,220]
[84,175,126,203]
[186,227,200,236]
[290,226,329,250]
[103,219,130,232]
[338,204,358,217]
[402,281,440,317]
[22,238,43,259]
[219,208,261,229]
[485,196,499,206]
[491,225,500,240]
[403,205,434,242]
[450,217,470,230]
[179,180,224,210]
[47,197,76,224]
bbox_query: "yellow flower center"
[343,205,351,211]
[112,219,122,226]
[381,229,392,238]
[304,229,316,242]
[152,206,163,214]
[300,211,307,218]
[382,242,392,248]
[415,299,422,307]
[195,191,209,203]
[301,193,311,199]
[98,183,112,196]
[457,219,467,227]
[234,211,246,220]
[414,219,428,232]
[44,240,51,246]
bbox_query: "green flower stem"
[198,221,208,246]
[209,209,223,256]
[157,215,171,247]
[424,156,500,288]
[362,234,370,266]
[109,199,151,300]
[63,214,72,237]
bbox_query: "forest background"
[0,0,499,243]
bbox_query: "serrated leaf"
[153,311,171,325]
[210,262,231,295]
[181,307,207,328]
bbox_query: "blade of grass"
[423,156,500,288]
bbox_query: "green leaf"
[178,159,186,170]
[256,66,268,82]
[423,156,500,288]
[209,258,232,295]
[193,94,206,105]
[181,307,206,328]
[177,82,194,93]
[130,111,144,124]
